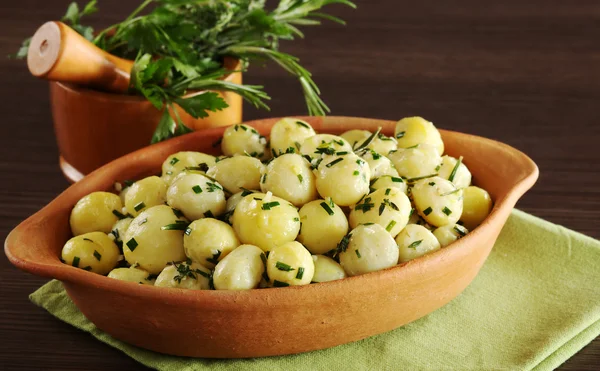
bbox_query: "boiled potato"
[154,260,211,290]
[387,143,441,180]
[109,217,132,251]
[166,172,226,220]
[184,218,240,268]
[340,129,370,149]
[270,118,316,155]
[349,187,411,237]
[213,244,265,290]
[206,156,264,193]
[360,150,399,179]
[438,155,472,189]
[396,224,441,263]
[260,153,317,206]
[369,132,398,155]
[70,192,123,236]
[297,199,349,255]
[223,189,256,224]
[300,134,353,159]
[124,176,167,217]
[123,205,187,274]
[61,232,120,274]
[369,175,408,194]
[266,241,314,286]
[394,116,444,154]
[221,123,267,158]
[408,209,434,230]
[161,151,217,184]
[433,224,468,247]
[411,176,463,227]
[314,153,370,206]
[339,224,399,276]
[341,129,397,154]
[311,255,347,283]
[107,266,153,285]
[232,192,300,252]
[460,186,493,230]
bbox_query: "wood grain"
[0,0,598,369]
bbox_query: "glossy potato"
[154,261,211,290]
[311,255,347,283]
[360,150,399,179]
[269,118,316,155]
[221,123,267,159]
[184,218,240,268]
[297,199,349,255]
[411,176,463,227]
[70,192,122,236]
[206,156,265,193]
[387,144,441,180]
[396,224,441,263]
[437,155,472,189]
[123,205,187,274]
[339,224,399,276]
[300,134,353,159]
[394,116,444,154]
[61,232,120,274]
[266,241,314,286]
[107,266,153,285]
[349,187,412,237]
[340,129,370,149]
[369,175,408,194]
[166,172,226,220]
[124,176,167,216]
[161,151,217,184]
[213,244,265,290]
[232,193,300,252]
[433,224,468,247]
[260,153,317,206]
[460,186,493,230]
[314,153,370,206]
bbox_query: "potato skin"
[61,232,120,274]
[70,192,123,236]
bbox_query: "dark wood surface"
[1,0,599,369]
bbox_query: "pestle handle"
[27,21,134,93]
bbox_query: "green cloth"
[30,209,600,370]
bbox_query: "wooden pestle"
[27,21,134,93]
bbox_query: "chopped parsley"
[353,170,360,176]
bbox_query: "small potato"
[232,193,300,252]
[433,224,468,247]
[61,232,120,274]
[341,130,397,154]
[437,155,472,189]
[339,224,399,276]
[411,176,463,227]
[311,255,347,283]
[387,144,441,180]
[314,153,370,206]
[260,153,318,207]
[369,175,408,194]
[349,187,412,237]
[213,244,265,290]
[407,210,434,230]
[221,123,267,159]
[394,116,444,155]
[360,150,399,179]
[70,192,123,236]
[297,199,349,255]
[300,134,353,159]
[109,217,132,251]
[166,172,226,220]
[460,186,493,230]
[107,266,153,285]
[161,151,217,184]
[123,205,187,274]
[340,129,370,149]
[396,224,441,263]
[266,241,314,286]
[154,260,211,290]
[224,189,257,224]
[270,118,316,155]
[206,156,265,193]
[369,132,398,155]
[124,176,167,216]
[184,218,240,268]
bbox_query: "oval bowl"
[4,116,538,358]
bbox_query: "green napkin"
[30,209,600,371]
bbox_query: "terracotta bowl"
[50,57,243,183]
[4,116,538,358]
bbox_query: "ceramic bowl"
[50,57,243,183]
[4,116,538,358]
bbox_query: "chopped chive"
[206,182,222,192]
[355,197,374,213]
[82,238,93,242]
[448,156,463,182]
[409,208,415,217]
[260,253,267,265]
[423,207,433,216]
[261,173,267,183]
[134,202,146,212]
[391,177,404,183]
[294,141,302,150]
[262,201,281,210]
[296,267,305,279]
[234,124,239,131]
[253,197,263,201]
[110,229,120,240]
[296,120,310,129]
[162,221,190,230]
[335,232,352,255]
[185,227,192,236]
[407,174,438,182]
[326,158,344,168]
[72,256,80,267]
[428,182,436,186]
[442,206,453,216]
[336,151,348,156]
[192,185,203,194]
[334,139,345,146]
[454,226,467,237]
[356,159,364,166]
[435,164,441,172]
[172,208,184,218]
[196,269,211,279]
[93,250,102,261]
[362,222,375,226]
[251,128,259,135]
[441,188,462,196]
[112,210,130,220]
[297,174,303,183]
[379,203,386,216]
[240,187,253,196]
[385,188,391,195]
[386,220,397,232]
[315,146,335,156]
[320,202,335,215]
[82,266,92,271]
[396,131,406,139]
[355,127,381,151]
[275,261,294,271]
[123,180,135,187]
[273,280,289,287]
[371,151,382,160]
[353,170,359,176]
[170,157,179,165]
[407,240,423,249]
[206,250,222,265]
[212,138,223,147]
[204,210,214,218]
[126,238,138,251]
[355,250,362,258]
[240,125,248,131]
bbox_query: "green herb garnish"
[170,157,179,166]
[133,202,146,212]
[273,280,290,287]
[353,170,360,176]
[93,250,102,261]
[206,182,222,192]
[161,221,190,230]
[206,250,222,265]
[448,156,463,182]
[326,158,344,168]
[320,202,335,215]
[276,261,294,272]
[454,226,467,237]
[423,207,433,216]
[442,207,453,216]
[112,210,130,220]
[407,240,423,249]
[296,267,305,279]
[126,238,138,251]
[262,201,281,210]
[391,177,404,183]
[355,127,381,151]
[396,131,406,139]
[407,174,438,183]
[296,121,310,129]
[172,208,184,218]
[192,185,203,194]
[355,250,362,258]
[72,256,80,268]
[386,220,396,232]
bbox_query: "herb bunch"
[15,0,355,143]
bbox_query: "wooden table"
[1,0,598,369]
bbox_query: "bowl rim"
[4,116,539,307]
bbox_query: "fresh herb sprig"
[14,0,355,143]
